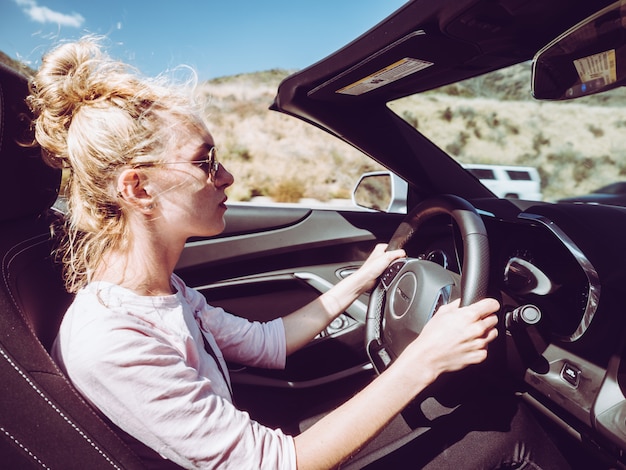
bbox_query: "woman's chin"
[203,219,226,237]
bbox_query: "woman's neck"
[93,238,183,296]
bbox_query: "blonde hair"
[28,36,202,293]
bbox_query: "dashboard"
[405,199,626,464]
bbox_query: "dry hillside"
[200,63,626,203]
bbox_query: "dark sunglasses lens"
[198,161,210,174]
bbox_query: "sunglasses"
[132,146,219,181]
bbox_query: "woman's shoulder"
[66,281,182,329]
[58,281,186,356]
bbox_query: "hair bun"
[28,37,124,167]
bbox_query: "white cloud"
[14,0,85,28]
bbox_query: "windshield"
[389,61,626,203]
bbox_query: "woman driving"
[28,37,567,469]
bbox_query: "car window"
[389,61,626,204]
[506,170,532,181]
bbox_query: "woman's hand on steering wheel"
[397,297,500,384]
[355,243,406,293]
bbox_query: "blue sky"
[1,0,407,79]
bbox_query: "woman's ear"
[116,169,155,212]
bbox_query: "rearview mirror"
[532,0,626,100]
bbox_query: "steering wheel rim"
[365,194,489,374]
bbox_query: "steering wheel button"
[560,363,581,387]
[382,260,404,287]
[378,348,392,366]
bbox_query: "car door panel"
[209,204,312,237]
[178,206,391,271]
[176,204,403,283]
[197,268,369,379]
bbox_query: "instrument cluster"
[494,215,597,342]
[412,213,596,343]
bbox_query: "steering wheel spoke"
[383,259,459,350]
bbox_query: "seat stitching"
[0,345,122,469]
[0,426,50,469]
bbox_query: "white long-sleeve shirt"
[52,274,297,469]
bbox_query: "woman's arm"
[293,297,500,470]
[281,244,405,355]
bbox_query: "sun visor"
[307,30,479,102]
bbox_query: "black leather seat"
[0,61,164,469]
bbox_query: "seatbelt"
[196,321,234,401]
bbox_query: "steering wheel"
[365,194,490,375]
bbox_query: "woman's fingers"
[410,297,501,374]
[356,244,406,291]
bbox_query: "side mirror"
[352,171,407,213]
[532,0,626,100]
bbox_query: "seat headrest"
[0,63,60,224]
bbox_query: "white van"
[462,164,542,200]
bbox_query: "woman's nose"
[214,163,234,188]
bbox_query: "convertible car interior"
[3,0,626,468]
